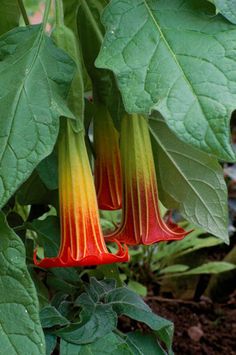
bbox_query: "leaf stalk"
[55,0,64,26]
[17,0,30,26]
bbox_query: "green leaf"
[0,211,45,354]
[159,264,189,275]
[96,0,236,160]
[149,115,229,242]
[45,334,57,355]
[63,0,79,33]
[206,245,236,301]
[106,287,173,352]
[100,217,117,234]
[127,331,166,355]
[17,170,58,206]
[94,264,124,287]
[40,306,69,328]
[36,149,58,190]
[29,268,49,309]
[55,292,117,344]
[47,275,77,295]
[211,0,236,24]
[52,23,84,130]
[0,25,75,208]
[28,216,60,257]
[51,267,80,284]
[60,333,132,355]
[83,277,117,301]
[179,261,236,276]
[154,229,223,263]
[63,0,92,91]
[128,280,147,297]
[0,0,20,35]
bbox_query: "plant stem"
[17,0,30,26]
[55,0,64,26]
[42,0,52,30]
[13,225,26,232]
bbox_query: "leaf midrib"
[143,0,204,111]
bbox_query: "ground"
[119,291,236,354]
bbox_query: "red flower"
[106,114,190,245]
[94,104,122,210]
[34,121,129,267]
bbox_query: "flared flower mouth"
[34,239,128,268]
[34,120,129,268]
[94,104,122,210]
[106,114,190,245]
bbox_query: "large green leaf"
[96,0,236,160]
[210,0,236,24]
[0,25,75,208]
[0,0,19,35]
[0,211,45,354]
[149,115,229,242]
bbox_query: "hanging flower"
[106,114,190,245]
[94,104,122,210]
[34,121,129,267]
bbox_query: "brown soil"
[146,292,236,355]
[118,292,236,354]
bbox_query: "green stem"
[55,0,64,26]
[17,0,30,25]
[13,225,26,232]
[42,0,52,30]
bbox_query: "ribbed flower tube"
[106,114,189,245]
[94,105,122,210]
[34,121,129,267]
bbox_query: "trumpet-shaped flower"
[94,105,122,210]
[34,121,129,267]
[106,114,189,245]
